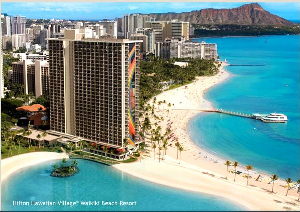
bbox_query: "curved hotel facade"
[48,30,141,150]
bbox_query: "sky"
[1,2,299,21]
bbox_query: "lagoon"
[2,159,246,211]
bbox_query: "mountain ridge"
[149,3,294,26]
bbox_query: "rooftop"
[16,104,47,112]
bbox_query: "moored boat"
[260,113,288,123]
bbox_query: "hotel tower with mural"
[48,29,141,159]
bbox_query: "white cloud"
[128,6,138,10]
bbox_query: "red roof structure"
[16,104,47,112]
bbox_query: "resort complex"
[1,2,300,212]
[48,29,141,159]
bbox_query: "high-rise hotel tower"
[48,29,141,149]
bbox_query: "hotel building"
[145,20,189,43]
[156,38,217,60]
[11,15,26,35]
[11,60,49,97]
[122,14,154,39]
[48,29,141,151]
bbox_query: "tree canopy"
[140,56,217,107]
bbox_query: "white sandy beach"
[114,64,300,211]
[1,152,69,183]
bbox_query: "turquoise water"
[2,159,246,211]
[189,35,299,180]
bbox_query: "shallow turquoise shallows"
[189,35,299,180]
[2,159,246,211]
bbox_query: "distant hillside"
[150,3,294,26]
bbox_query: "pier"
[200,109,261,120]
[172,109,258,119]
[229,64,265,67]
[214,109,256,119]
[171,109,286,123]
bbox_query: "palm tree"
[270,174,278,193]
[86,142,90,150]
[8,138,13,156]
[71,160,78,167]
[10,131,18,150]
[17,129,25,153]
[158,146,163,162]
[138,142,146,162]
[68,142,74,152]
[233,161,238,182]
[153,97,157,105]
[158,101,161,110]
[41,131,47,148]
[165,128,171,137]
[123,138,129,152]
[61,158,68,168]
[246,165,253,186]
[151,142,156,160]
[24,130,32,148]
[285,178,293,196]
[179,145,184,164]
[103,146,109,158]
[162,139,168,155]
[36,134,41,148]
[62,158,68,164]
[52,164,58,170]
[77,140,83,150]
[175,142,180,159]
[2,131,10,145]
[80,140,87,150]
[225,160,231,179]
[142,116,151,136]
[110,149,115,157]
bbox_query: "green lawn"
[122,157,138,163]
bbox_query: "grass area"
[122,157,138,163]
[1,144,62,159]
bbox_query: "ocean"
[189,35,299,180]
[1,159,246,211]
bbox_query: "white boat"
[260,113,288,123]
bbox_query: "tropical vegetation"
[285,178,293,196]
[140,56,218,107]
[225,160,231,179]
[193,24,300,37]
[233,161,238,182]
[51,159,79,177]
[271,174,279,193]
[246,165,253,186]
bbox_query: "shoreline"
[1,152,69,183]
[190,34,298,39]
[114,63,300,211]
[1,64,299,210]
